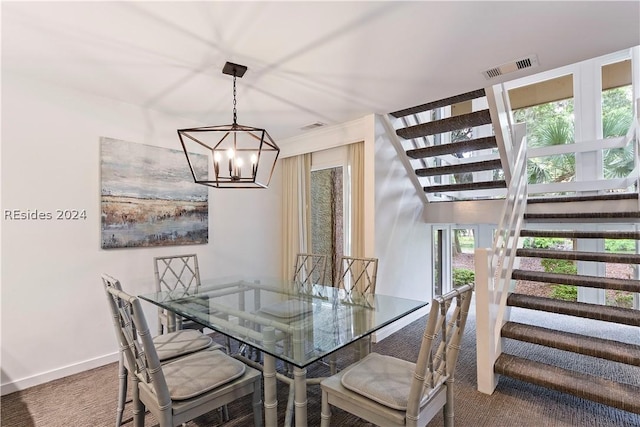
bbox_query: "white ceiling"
[3,1,639,141]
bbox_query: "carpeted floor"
[2,298,639,427]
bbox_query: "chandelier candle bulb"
[251,154,257,177]
[236,157,244,179]
[213,152,221,177]
[227,148,234,176]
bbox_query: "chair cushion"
[259,299,312,318]
[153,329,212,361]
[340,352,416,410]
[162,350,246,400]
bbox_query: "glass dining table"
[139,277,428,427]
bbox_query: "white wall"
[372,115,431,338]
[0,73,283,394]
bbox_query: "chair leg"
[320,389,331,427]
[116,351,127,427]
[132,377,145,427]
[444,378,455,427]
[252,378,263,427]
[329,354,337,375]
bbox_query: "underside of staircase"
[497,193,640,414]
[390,89,506,200]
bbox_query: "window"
[311,167,344,284]
[601,59,634,180]
[510,75,576,185]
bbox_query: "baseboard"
[1,352,118,396]
[371,305,429,343]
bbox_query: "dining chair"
[334,255,378,299]
[153,254,204,334]
[102,274,222,427]
[293,253,327,290]
[104,278,263,427]
[320,283,474,427]
[329,256,379,373]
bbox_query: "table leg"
[293,366,307,426]
[292,325,307,426]
[262,327,278,427]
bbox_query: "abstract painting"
[100,137,208,249]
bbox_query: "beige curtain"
[348,142,365,258]
[281,154,311,280]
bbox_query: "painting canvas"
[100,137,208,249]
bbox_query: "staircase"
[495,193,640,414]
[390,89,507,200]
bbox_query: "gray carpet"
[2,298,639,427]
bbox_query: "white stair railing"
[475,120,528,394]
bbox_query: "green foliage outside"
[513,86,633,184]
[604,239,636,253]
[453,268,475,287]
[610,292,633,308]
[522,237,567,249]
[540,258,577,275]
[540,258,578,301]
[551,284,578,301]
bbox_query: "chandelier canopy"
[178,62,280,189]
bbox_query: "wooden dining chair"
[102,274,220,427]
[104,278,263,427]
[320,283,474,427]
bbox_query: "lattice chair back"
[335,256,378,300]
[293,253,327,291]
[104,280,168,410]
[407,283,473,426]
[154,254,202,333]
[154,254,201,294]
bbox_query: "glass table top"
[139,278,427,368]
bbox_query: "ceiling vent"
[300,121,326,131]
[483,54,539,80]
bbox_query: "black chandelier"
[177,62,280,189]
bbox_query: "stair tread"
[423,180,506,193]
[515,248,640,264]
[511,269,640,293]
[502,321,640,366]
[397,110,492,140]
[520,229,640,239]
[390,89,486,118]
[507,293,640,326]
[407,136,497,159]
[416,159,503,177]
[525,211,640,219]
[495,353,640,414]
[528,193,638,204]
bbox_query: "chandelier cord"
[232,74,237,125]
